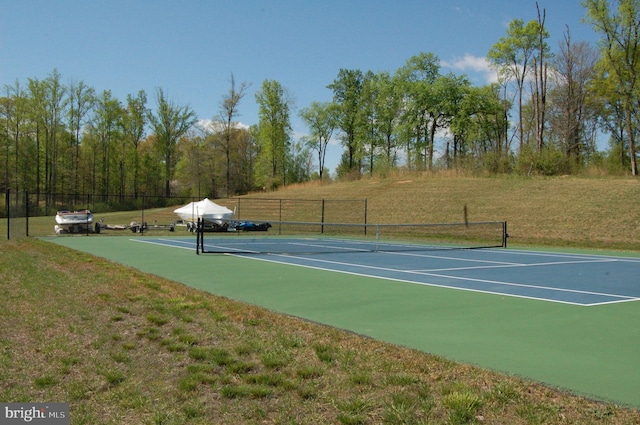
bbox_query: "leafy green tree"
[488,19,542,151]
[119,90,148,198]
[358,71,383,174]
[87,90,122,196]
[466,84,512,172]
[591,61,628,170]
[67,80,96,194]
[26,78,46,200]
[148,88,197,197]
[1,81,30,192]
[583,0,640,176]
[42,70,68,196]
[439,74,472,166]
[287,138,313,183]
[375,71,403,170]
[358,71,404,174]
[327,69,364,174]
[395,53,441,170]
[255,79,293,188]
[299,101,338,180]
[175,127,207,197]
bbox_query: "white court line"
[290,241,372,252]
[230,253,638,307]
[378,250,523,266]
[231,251,639,306]
[130,238,195,251]
[481,248,640,263]
[414,258,618,273]
[130,237,640,306]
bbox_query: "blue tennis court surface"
[136,237,640,307]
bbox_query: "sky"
[0,1,601,173]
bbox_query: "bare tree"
[533,2,550,152]
[549,26,598,163]
[217,74,250,196]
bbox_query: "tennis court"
[149,234,640,307]
[46,234,640,408]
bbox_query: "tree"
[26,78,46,200]
[533,3,551,152]
[436,74,472,166]
[255,80,293,188]
[88,90,122,196]
[217,74,250,196]
[395,53,441,170]
[0,92,12,191]
[287,138,313,183]
[67,80,95,194]
[375,71,403,169]
[119,90,147,198]
[299,101,338,180]
[591,60,628,170]
[42,70,68,196]
[1,81,30,192]
[148,88,197,197]
[327,69,364,174]
[548,27,598,164]
[488,19,542,151]
[584,0,640,176]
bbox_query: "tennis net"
[196,219,508,255]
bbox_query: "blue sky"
[0,1,600,172]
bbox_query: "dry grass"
[11,174,640,252]
[1,238,639,424]
[257,174,640,251]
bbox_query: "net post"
[196,218,201,255]
[502,221,508,248]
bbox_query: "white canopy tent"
[173,198,234,223]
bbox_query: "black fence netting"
[3,191,368,239]
[3,190,28,239]
[215,198,368,224]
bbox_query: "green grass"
[1,237,639,424]
[2,175,640,423]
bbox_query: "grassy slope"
[2,175,640,424]
[267,175,640,250]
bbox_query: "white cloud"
[442,54,498,84]
[195,119,249,134]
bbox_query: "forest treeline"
[2,1,639,200]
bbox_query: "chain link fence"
[3,191,367,239]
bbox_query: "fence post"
[5,189,9,240]
[141,194,146,235]
[364,198,368,235]
[26,191,29,237]
[321,199,325,234]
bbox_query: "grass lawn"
[2,175,640,424]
